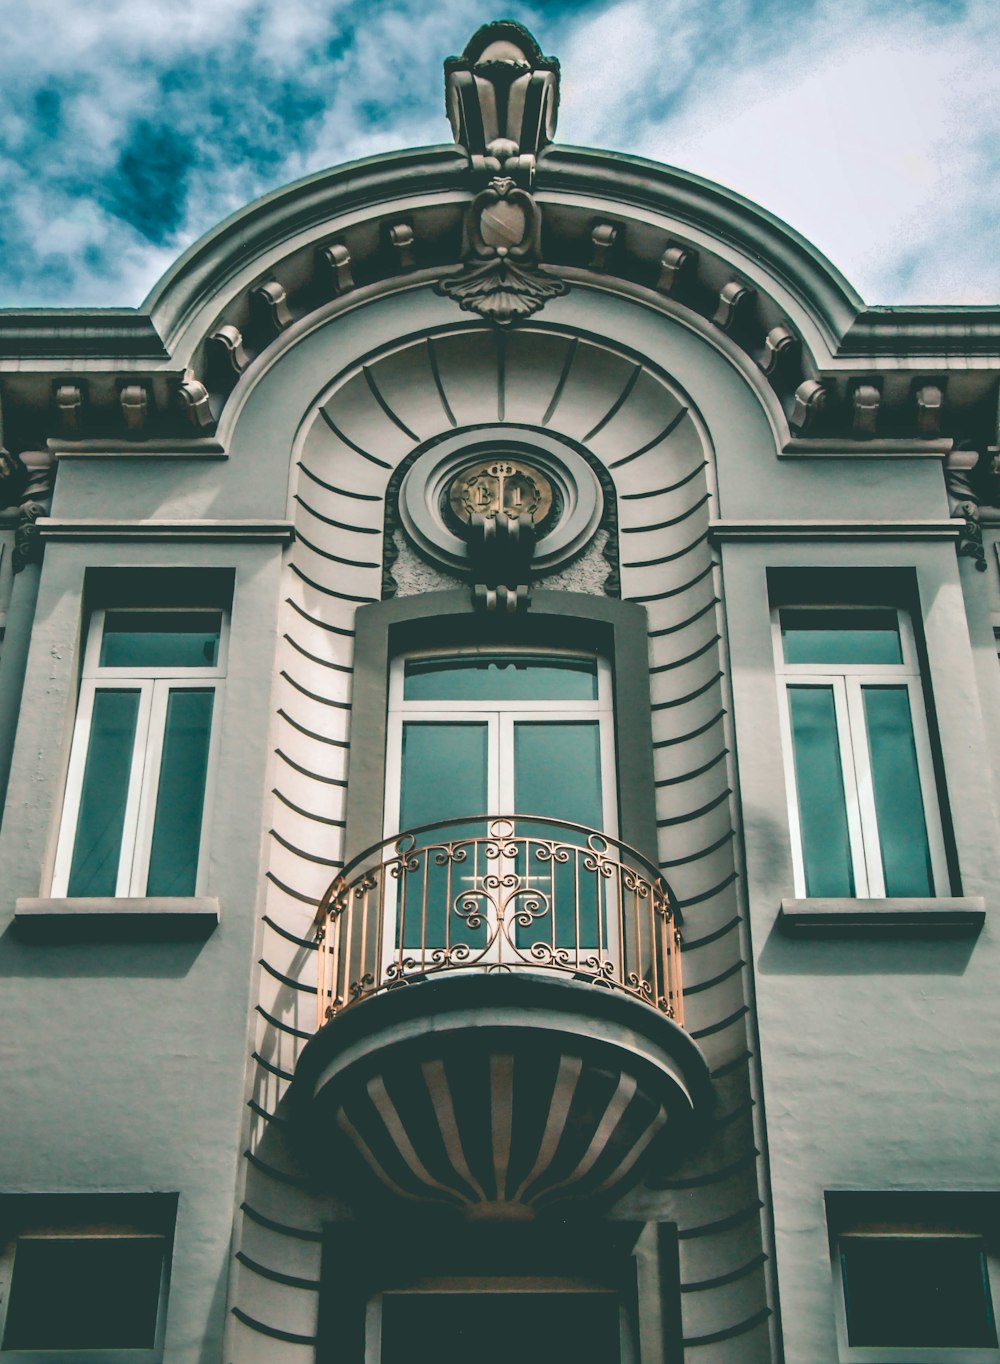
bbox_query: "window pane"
[145,689,215,896]
[379,1292,621,1364]
[404,656,597,701]
[67,689,140,897]
[100,610,222,668]
[399,722,489,949]
[514,722,604,948]
[780,609,902,665]
[841,1238,997,1347]
[3,1236,164,1349]
[788,687,855,896]
[863,686,934,896]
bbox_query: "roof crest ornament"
[438,21,566,327]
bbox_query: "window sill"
[778,897,985,939]
[13,897,220,943]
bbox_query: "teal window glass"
[841,1238,996,1348]
[863,687,934,896]
[788,686,855,897]
[399,722,489,948]
[100,611,221,668]
[67,690,141,897]
[404,656,597,702]
[145,689,215,896]
[514,721,604,948]
[780,609,902,665]
[3,1236,164,1350]
[379,1292,621,1364]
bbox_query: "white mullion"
[493,713,509,816]
[129,680,176,896]
[775,680,809,898]
[51,681,102,896]
[904,676,949,894]
[843,677,882,898]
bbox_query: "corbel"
[209,324,249,376]
[589,223,618,272]
[656,244,695,295]
[251,279,292,334]
[944,448,986,571]
[12,448,55,573]
[176,374,215,431]
[119,383,150,435]
[850,382,881,439]
[713,279,755,334]
[915,382,944,438]
[790,379,827,434]
[318,241,355,295]
[54,382,85,436]
[761,325,799,378]
[388,222,416,271]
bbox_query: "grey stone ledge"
[38,518,293,543]
[14,895,220,943]
[51,437,226,458]
[710,519,960,542]
[779,897,985,938]
[779,438,952,459]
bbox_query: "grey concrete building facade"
[1,19,999,1364]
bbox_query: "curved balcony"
[293,817,713,1218]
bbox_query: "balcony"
[292,818,713,1218]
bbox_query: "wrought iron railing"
[314,816,684,1028]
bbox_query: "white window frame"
[51,607,228,899]
[831,1230,1000,1364]
[773,605,949,899]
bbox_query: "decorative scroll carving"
[11,448,54,573]
[790,379,827,434]
[945,447,987,571]
[319,241,355,295]
[656,244,696,294]
[176,374,215,431]
[209,324,249,376]
[445,20,559,188]
[437,177,566,326]
[251,280,292,333]
[119,383,149,434]
[851,382,881,439]
[915,382,944,437]
[589,222,618,272]
[54,383,84,435]
[713,279,755,334]
[762,325,798,377]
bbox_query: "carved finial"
[790,379,827,434]
[319,242,355,295]
[445,21,559,187]
[851,382,881,439]
[762,325,798,377]
[589,223,618,272]
[120,384,149,434]
[656,245,696,295]
[388,223,416,271]
[251,280,292,334]
[209,325,249,376]
[54,383,85,435]
[176,374,215,431]
[713,279,755,334]
[915,382,944,437]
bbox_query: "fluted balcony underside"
[293,819,712,1216]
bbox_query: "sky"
[0,0,996,310]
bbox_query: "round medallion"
[447,458,553,526]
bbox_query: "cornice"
[0,309,167,360]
